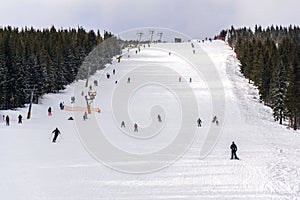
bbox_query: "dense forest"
[0,26,121,110]
[218,25,300,130]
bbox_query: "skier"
[134,123,138,132]
[127,77,131,83]
[59,102,64,110]
[71,96,75,104]
[83,111,88,120]
[230,141,239,160]
[94,80,98,86]
[2,115,4,121]
[5,115,9,126]
[197,118,202,127]
[212,115,218,125]
[18,114,22,124]
[52,127,61,143]
[189,77,192,83]
[179,76,182,82]
[48,107,52,116]
[106,73,110,79]
[157,114,162,122]
[169,52,171,56]
[121,121,125,128]
[113,69,116,75]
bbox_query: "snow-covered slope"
[0,40,299,199]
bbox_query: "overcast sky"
[1,0,299,38]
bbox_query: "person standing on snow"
[83,111,88,120]
[197,118,202,127]
[230,141,239,160]
[121,121,125,128]
[134,123,138,132]
[18,114,22,124]
[157,114,162,122]
[5,115,9,126]
[52,128,61,143]
[48,107,52,116]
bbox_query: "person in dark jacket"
[18,114,22,124]
[5,115,9,126]
[48,107,52,116]
[197,118,202,127]
[52,128,61,143]
[230,141,239,160]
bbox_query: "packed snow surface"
[1,40,299,199]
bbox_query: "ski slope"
[0,40,300,199]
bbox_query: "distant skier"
[127,77,131,83]
[59,102,64,110]
[48,107,52,116]
[83,111,88,120]
[157,114,162,122]
[134,123,138,132]
[113,69,116,75]
[18,114,22,124]
[93,80,98,86]
[5,115,9,126]
[230,141,239,160]
[212,115,218,125]
[169,52,171,56]
[197,118,202,127]
[106,73,110,79]
[179,76,182,82]
[52,127,61,143]
[121,121,125,128]
[189,77,192,83]
[71,96,75,104]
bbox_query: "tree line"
[218,25,300,130]
[0,26,121,110]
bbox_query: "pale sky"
[1,0,299,38]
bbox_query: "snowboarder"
[121,121,125,128]
[83,111,88,120]
[52,127,61,143]
[157,114,162,122]
[197,118,202,127]
[48,107,52,116]
[134,123,138,132]
[230,141,239,160]
[5,115,9,126]
[18,114,22,124]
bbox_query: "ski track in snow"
[0,40,299,199]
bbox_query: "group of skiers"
[120,114,163,132]
[2,114,23,126]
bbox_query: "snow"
[0,40,300,199]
